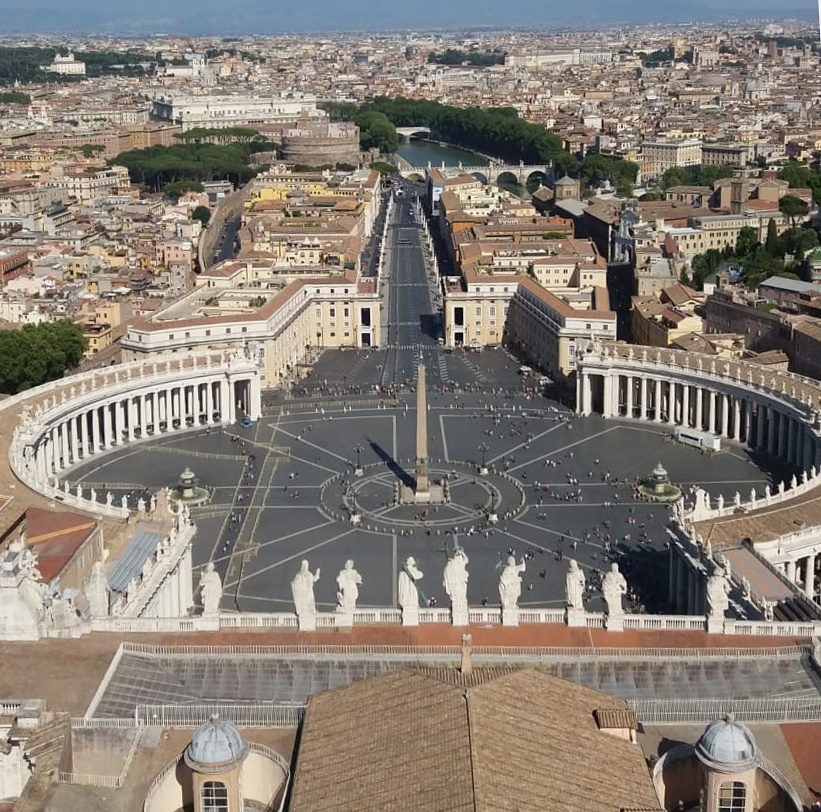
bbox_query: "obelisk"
[415,363,430,502]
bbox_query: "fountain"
[638,462,682,502]
[169,467,210,510]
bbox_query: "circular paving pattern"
[319,462,528,531]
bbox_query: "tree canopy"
[0,321,85,394]
[427,48,505,67]
[115,142,258,191]
[778,162,821,204]
[192,205,211,226]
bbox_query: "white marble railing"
[687,467,820,523]
[7,348,261,520]
[622,615,707,631]
[585,342,821,425]
[755,526,821,560]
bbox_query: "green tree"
[765,218,779,254]
[370,161,398,175]
[735,226,760,258]
[192,205,211,226]
[355,110,398,153]
[164,180,205,197]
[660,166,687,189]
[778,194,809,228]
[78,144,105,158]
[0,321,85,394]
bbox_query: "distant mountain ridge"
[0,0,814,34]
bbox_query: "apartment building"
[641,139,702,177]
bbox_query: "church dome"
[695,714,759,773]
[184,715,248,773]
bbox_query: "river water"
[395,138,531,198]
[396,139,489,169]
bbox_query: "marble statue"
[718,553,732,581]
[85,561,109,619]
[105,491,113,507]
[706,572,730,618]
[291,560,320,623]
[199,562,223,617]
[443,547,469,625]
[761,598,774,622]
[565,559,586,610]
[741,576,752,600]
[499,556,526,611]
[398,557,424,615]
[602,563,627,618]
[336,560,362,614]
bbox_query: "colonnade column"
[756,403,766,450]
[745,400,754,446]
[778,413,788,459]
[786,559,796,583]
[91,406,100,453]
[695,387,704,431]
[805,555,816,600]
[205,382,214,424]
[60,424,70,469]
[104,402,113,447]
[681,385,690,428]
[654,379,662,421]
[626,376,634,419]
[733,397,742,442]
[640,377,648,420]
[767,407,777,455]
[708,390,716,433]
[248,376,261,421]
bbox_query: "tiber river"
[395,138,537,198]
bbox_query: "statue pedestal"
[605,612,624,632]
[566,607,586,628]
[501,606,519,627]
[297,613,317,632]
[354,466,363,477]
[402,607,419,627]
[336,611,353,629]
[478,466,489,476]
[707,615,724,634]
[451,607,469,627]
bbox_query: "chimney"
[460,633,473,675]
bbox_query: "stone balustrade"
[687,466,820,523]
[577,342,821,473]
[7,348,262,519]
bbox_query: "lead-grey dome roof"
[185,715,248,773]
[695,713,759,773]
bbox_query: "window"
[201,781,228,812]
[718,782,746,812]
[330,308,336,317]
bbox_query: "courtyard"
[66,348,780,616]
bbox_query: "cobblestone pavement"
[68,366,777,615]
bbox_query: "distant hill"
[0,0,814,34]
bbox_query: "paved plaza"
[68,347,780,616]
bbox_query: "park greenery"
[323,97,564,165]
[0,90,30,104]
[192,206,211,226]
[114,142,259,191]
[0,46,151,84]
[370,161,398,175]
[659,164,738,190]
[688,219,819,292]
[777,162,821,204]
[427,48,506,67]
[0,321,86,394]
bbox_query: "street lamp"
[354,443,364,476]
[478,442,490,475]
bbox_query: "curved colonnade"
[577,341,821,603]
[8,349,262,520]
[577,342,821,472]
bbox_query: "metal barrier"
[119,641,810,661]
[135,702,305,728]
[629,696,821,723]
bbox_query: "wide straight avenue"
[380,192,447,389]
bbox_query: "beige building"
[504,278,615,379]
[121,273,381,386]
[642,139,702,176]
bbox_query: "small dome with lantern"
[184,714,248,774]
[695,713,759,773]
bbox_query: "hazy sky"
[0,0,815,34]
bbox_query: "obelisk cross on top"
[415,362,430,500]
